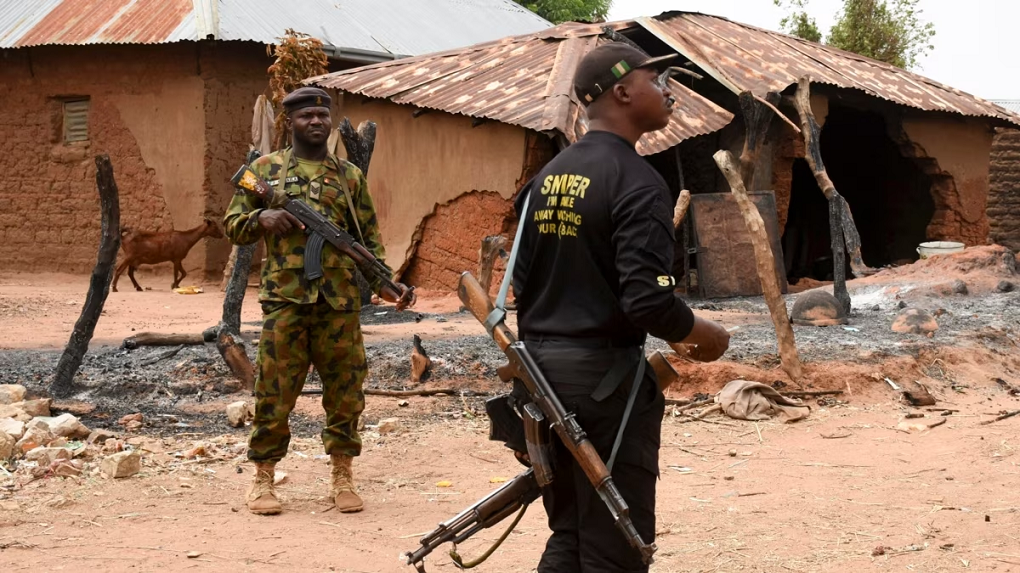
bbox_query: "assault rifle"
[230,164,413,309]
[402,272,656,571]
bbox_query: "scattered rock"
[51,460,83,477]
[0,418,25,440]
[998,280,1016,293]
[33,413,90,439]
[790,290,848,326]
[101,450,142,478]
[897,300,908,309]
[273,471,288,485]
[103,438,125,453]
[16,399,51,418]
[891,308,938,335]
[225,401,254,428]
[48,437,68,448]
[951,279,968,295]
[187,551,202,559]
[87,428,119,445]
[377,418,400,434]
[16,425,55,453]
[0,384,27,405]
[728,449,738,457]
[0,403,29,422]
[118,413,144,427]
[25,446,72,465]
[397,400,409,407]
[0,431,13,459]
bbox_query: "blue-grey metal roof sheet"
[0,0,552,56]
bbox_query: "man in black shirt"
[512,42,731,572]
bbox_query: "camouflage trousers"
[247,299,366,463]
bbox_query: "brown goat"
[113,218,224,292]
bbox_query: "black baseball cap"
[573,43,677,106]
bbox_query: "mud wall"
[988,128,1020,251]
[334,96,531,282]
[901,117,994,246]
[0,44,203,274]
[199,42,271,280]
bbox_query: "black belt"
[520,336,640,350]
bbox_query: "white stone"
[0,418,25,440]
[15,399,51,418]
[101,450,141,478]
[0,431,13,459]
[0,385,26,405]
[33,414,90,439]
[16,425,55,454]
[0,403,29,422]
[25,446,72,465]
[225,401,253,428]
[377,417,400,434]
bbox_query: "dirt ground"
[2,249,1020,572]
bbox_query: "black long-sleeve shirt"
[512,130,695,345]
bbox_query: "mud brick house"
[312,12,1020,293]
[989,100,1020,252]
[0,0,550,280]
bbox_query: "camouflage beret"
[282,87,331,114]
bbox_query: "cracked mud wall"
[334,96,537,284]
[898,116,994,246]
[0,44,201,274]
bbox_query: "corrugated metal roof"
[309,22,736,156]
[0,0,552,56]
[639,12,1020,127]
[992,101,1020,116]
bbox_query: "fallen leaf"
[489,477,509,484]
[436,480,453,488]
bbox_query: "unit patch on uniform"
[266,176,300,186]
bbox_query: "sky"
[606,0,1019,100]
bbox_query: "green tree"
[773,0,822,43]
[773,0,935,70]
[516,0,612,24]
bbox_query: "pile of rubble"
[0,383,146,485]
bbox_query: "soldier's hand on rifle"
[381,283,416,311]
[680,316,730,362]
[258,209,305,236]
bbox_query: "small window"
[62,98,89,143]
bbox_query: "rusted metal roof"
[309,22,736,156]
[0,0,551,58]
[638,12,1020,127]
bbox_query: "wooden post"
[738,91,781,190]
[714,150,803,384]
[339,118,377,177]
[51,155,121,398]
[339,117,378,305]
[672,190,692,228]
[478,235,507,295]
[792,77,873,310]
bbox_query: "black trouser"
[527,340,665,573]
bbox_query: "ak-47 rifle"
[402,272,656,571]
[230,163,413,309]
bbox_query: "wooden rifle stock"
[456,271,657,565]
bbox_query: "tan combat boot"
[330,454,364,513]
[246,462,282,515]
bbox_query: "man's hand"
[380,283,416,311]
[258,209,305,236]
[677,316,730,362]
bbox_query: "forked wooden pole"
[714,150,803,384]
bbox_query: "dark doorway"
[781,105,935,281]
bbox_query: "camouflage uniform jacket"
[224,149,389,312]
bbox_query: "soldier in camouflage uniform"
[224,87,413,516]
